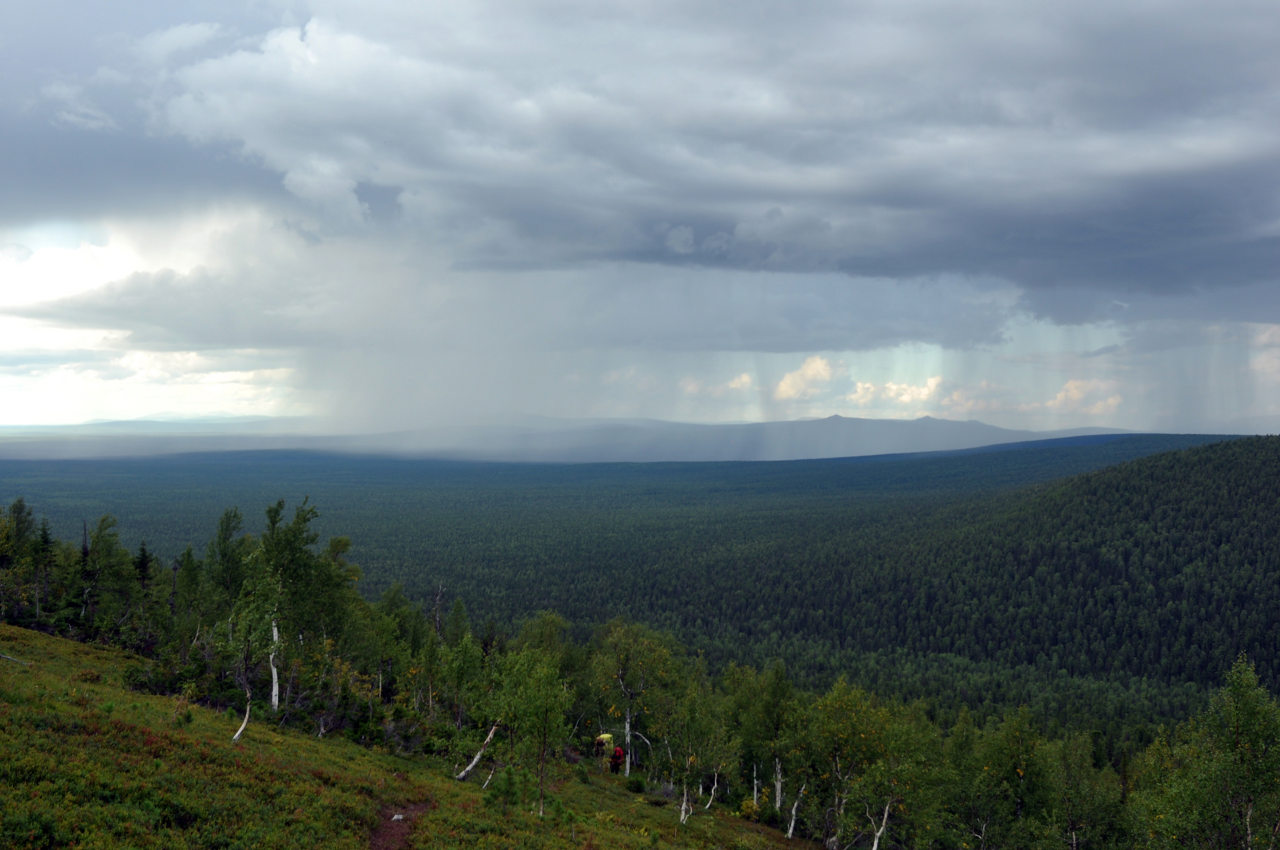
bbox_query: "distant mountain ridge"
[385,414,1125,462]
[1,414,1131,461]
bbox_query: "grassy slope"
[0,625,808,850]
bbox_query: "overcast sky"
[3,0,1279,433]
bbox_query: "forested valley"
[4,433,1280,847]
[0,433,1261,730]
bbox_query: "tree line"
[3,494,1280,847]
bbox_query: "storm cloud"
[2,0,1279,431]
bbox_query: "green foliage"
[483,765,523,814]
[4,432,1280,848]
[1036,732,1124,849]
[1130,655,1280,848]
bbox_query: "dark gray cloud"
[0,123,281,225]
[15,268,324,351]
[16,259,1012,355]
[0,0,286,225]
[5,0,1280,431]
[115,0,1277,324]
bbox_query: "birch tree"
[652,661,735,824]
[1036,732,1122,850]
[944,705,1057,848]
[502,649,571,816]
[724,660,794,816]
[844,706,949,850]
[1132,655,1280,849]
[590,619,678,778]
[798,680,880,850]
[225,552,284,740]
[443,630,484,729]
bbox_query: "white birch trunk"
[868,798,892,850]
[455,723,500,781]
[679,783,692,824]
[623,707,632,777]
[269,618,280,713]
[232,685,251,741]
[825,791,846,850]
[704,770,719,809]
[752,763,759,808]
[787,783,805,839]
[775,757,784,812]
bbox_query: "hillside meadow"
[0,624,805,850]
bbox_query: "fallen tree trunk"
[455,723,501,781]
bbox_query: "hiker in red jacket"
[610,745,625,774]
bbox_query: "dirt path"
[368,800,435,850]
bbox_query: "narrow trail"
[368,800,435,850]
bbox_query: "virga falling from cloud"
[1,0,1278,432]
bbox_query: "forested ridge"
[901,435,1280,686]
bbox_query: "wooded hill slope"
[0,432,1266,737]
[0,624,809,850]
[893,434,1280,688]
[5,603,1280,848]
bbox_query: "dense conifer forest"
[4,434,1280,846]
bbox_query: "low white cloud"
[846,382,877,405]
[883,376,943,403]
[774,355,833,400]
[1,243,33,262]
[0,224,149,307]
[727,372,753,390]
[845,376,942,405]
[1044,379,1123,416]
